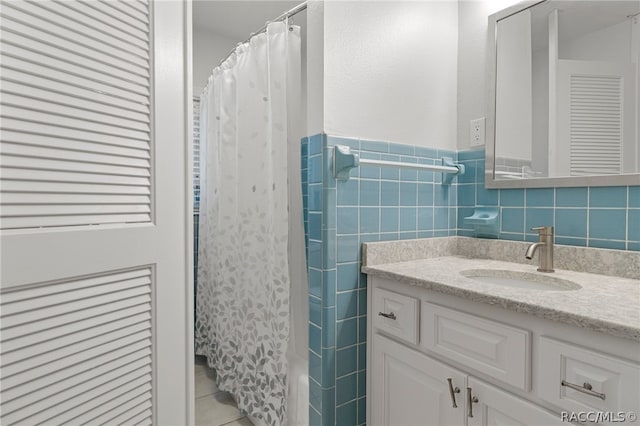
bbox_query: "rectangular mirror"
[486,0,640,188]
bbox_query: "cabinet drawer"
[372,287,419,345]
[421,302,531,390]
[538,337,640,420]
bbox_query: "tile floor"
[195,356,253,426]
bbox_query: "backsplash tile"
[629,210,640,241]
[630,187,640,208]
[556,187,588,207]
[525,188,554,207]
[458,148,639,251]
[555,209,588,238]
[500,188,525,206]
[589,210,626,240]
[590,186,627,208]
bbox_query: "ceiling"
[193,0,303,39]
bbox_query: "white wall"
[310,1,458,149]
[306,1,325,136]
[192,27,236,93]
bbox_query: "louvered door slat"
[136,416,153,426]
[0,39,148,90]
[2,344,151,403]
[0,22,148,76]
[1,168,150,187]
[1,193,151,206]
[1,142,150,168]
[2,363,152,425]
[104,0,149,25]
[2,318,150,375]
[1,93,149,133]
[0,265,153,426]
[1,354,151,415]
[82,0,149,33]
[1,180,151,196]
[1,67,148,113]
[4,0,149,52]
[1,116,150,149]
[75,391,152,426]
[127,0,150,15]
[28,0,149,45]
[1,2,149,64]
[3,268,148,302]
[1,81,150,122]
[47,381,152,425]
[1,8,149,68]
[1,130,150,159]
[16,375,152,426]
[71,385,152,426]
[92,399,152,426]
[1,45,149,91]
[1,313,151,366]
[125,409,154,426]
[0,211,151,228]
[2,301,150,345]
[569,74,622,176]
[1,53,149,100]
[1,51,148,102]
[0,0,152,230]
[1,155,150,177]
[58,1,148,42]
[1,283,151,328]
[1,204,152,219]
[1,328,150,391]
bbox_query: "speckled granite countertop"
[362,239,640,341]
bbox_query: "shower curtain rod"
[211,2,308,76]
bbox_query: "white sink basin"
[460,269,582,291]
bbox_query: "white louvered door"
[0,1,192,425]
[555,60,637,176]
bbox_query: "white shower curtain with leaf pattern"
[195,22,307,426]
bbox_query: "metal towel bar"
[332,145,465,184]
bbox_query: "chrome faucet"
[525,226,554,273]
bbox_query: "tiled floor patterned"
[195,356,253,426]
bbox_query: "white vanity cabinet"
[371,331,564,426]
[372,334,466,425]
[367,276,640,426]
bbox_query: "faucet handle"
[531,226,554,235]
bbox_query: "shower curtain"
[195,22,308,426]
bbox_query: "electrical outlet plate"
[470,117,485,147]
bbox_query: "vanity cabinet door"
[467,377,564,426]
[371,334,466,426]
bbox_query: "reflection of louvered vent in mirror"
[569,75,622,176]
[0,0,152,230]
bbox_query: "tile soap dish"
[464,207,499,238]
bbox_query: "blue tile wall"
[302,134,457,426]
[457,149,640,250]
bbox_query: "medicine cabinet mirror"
[486,0,640,188]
